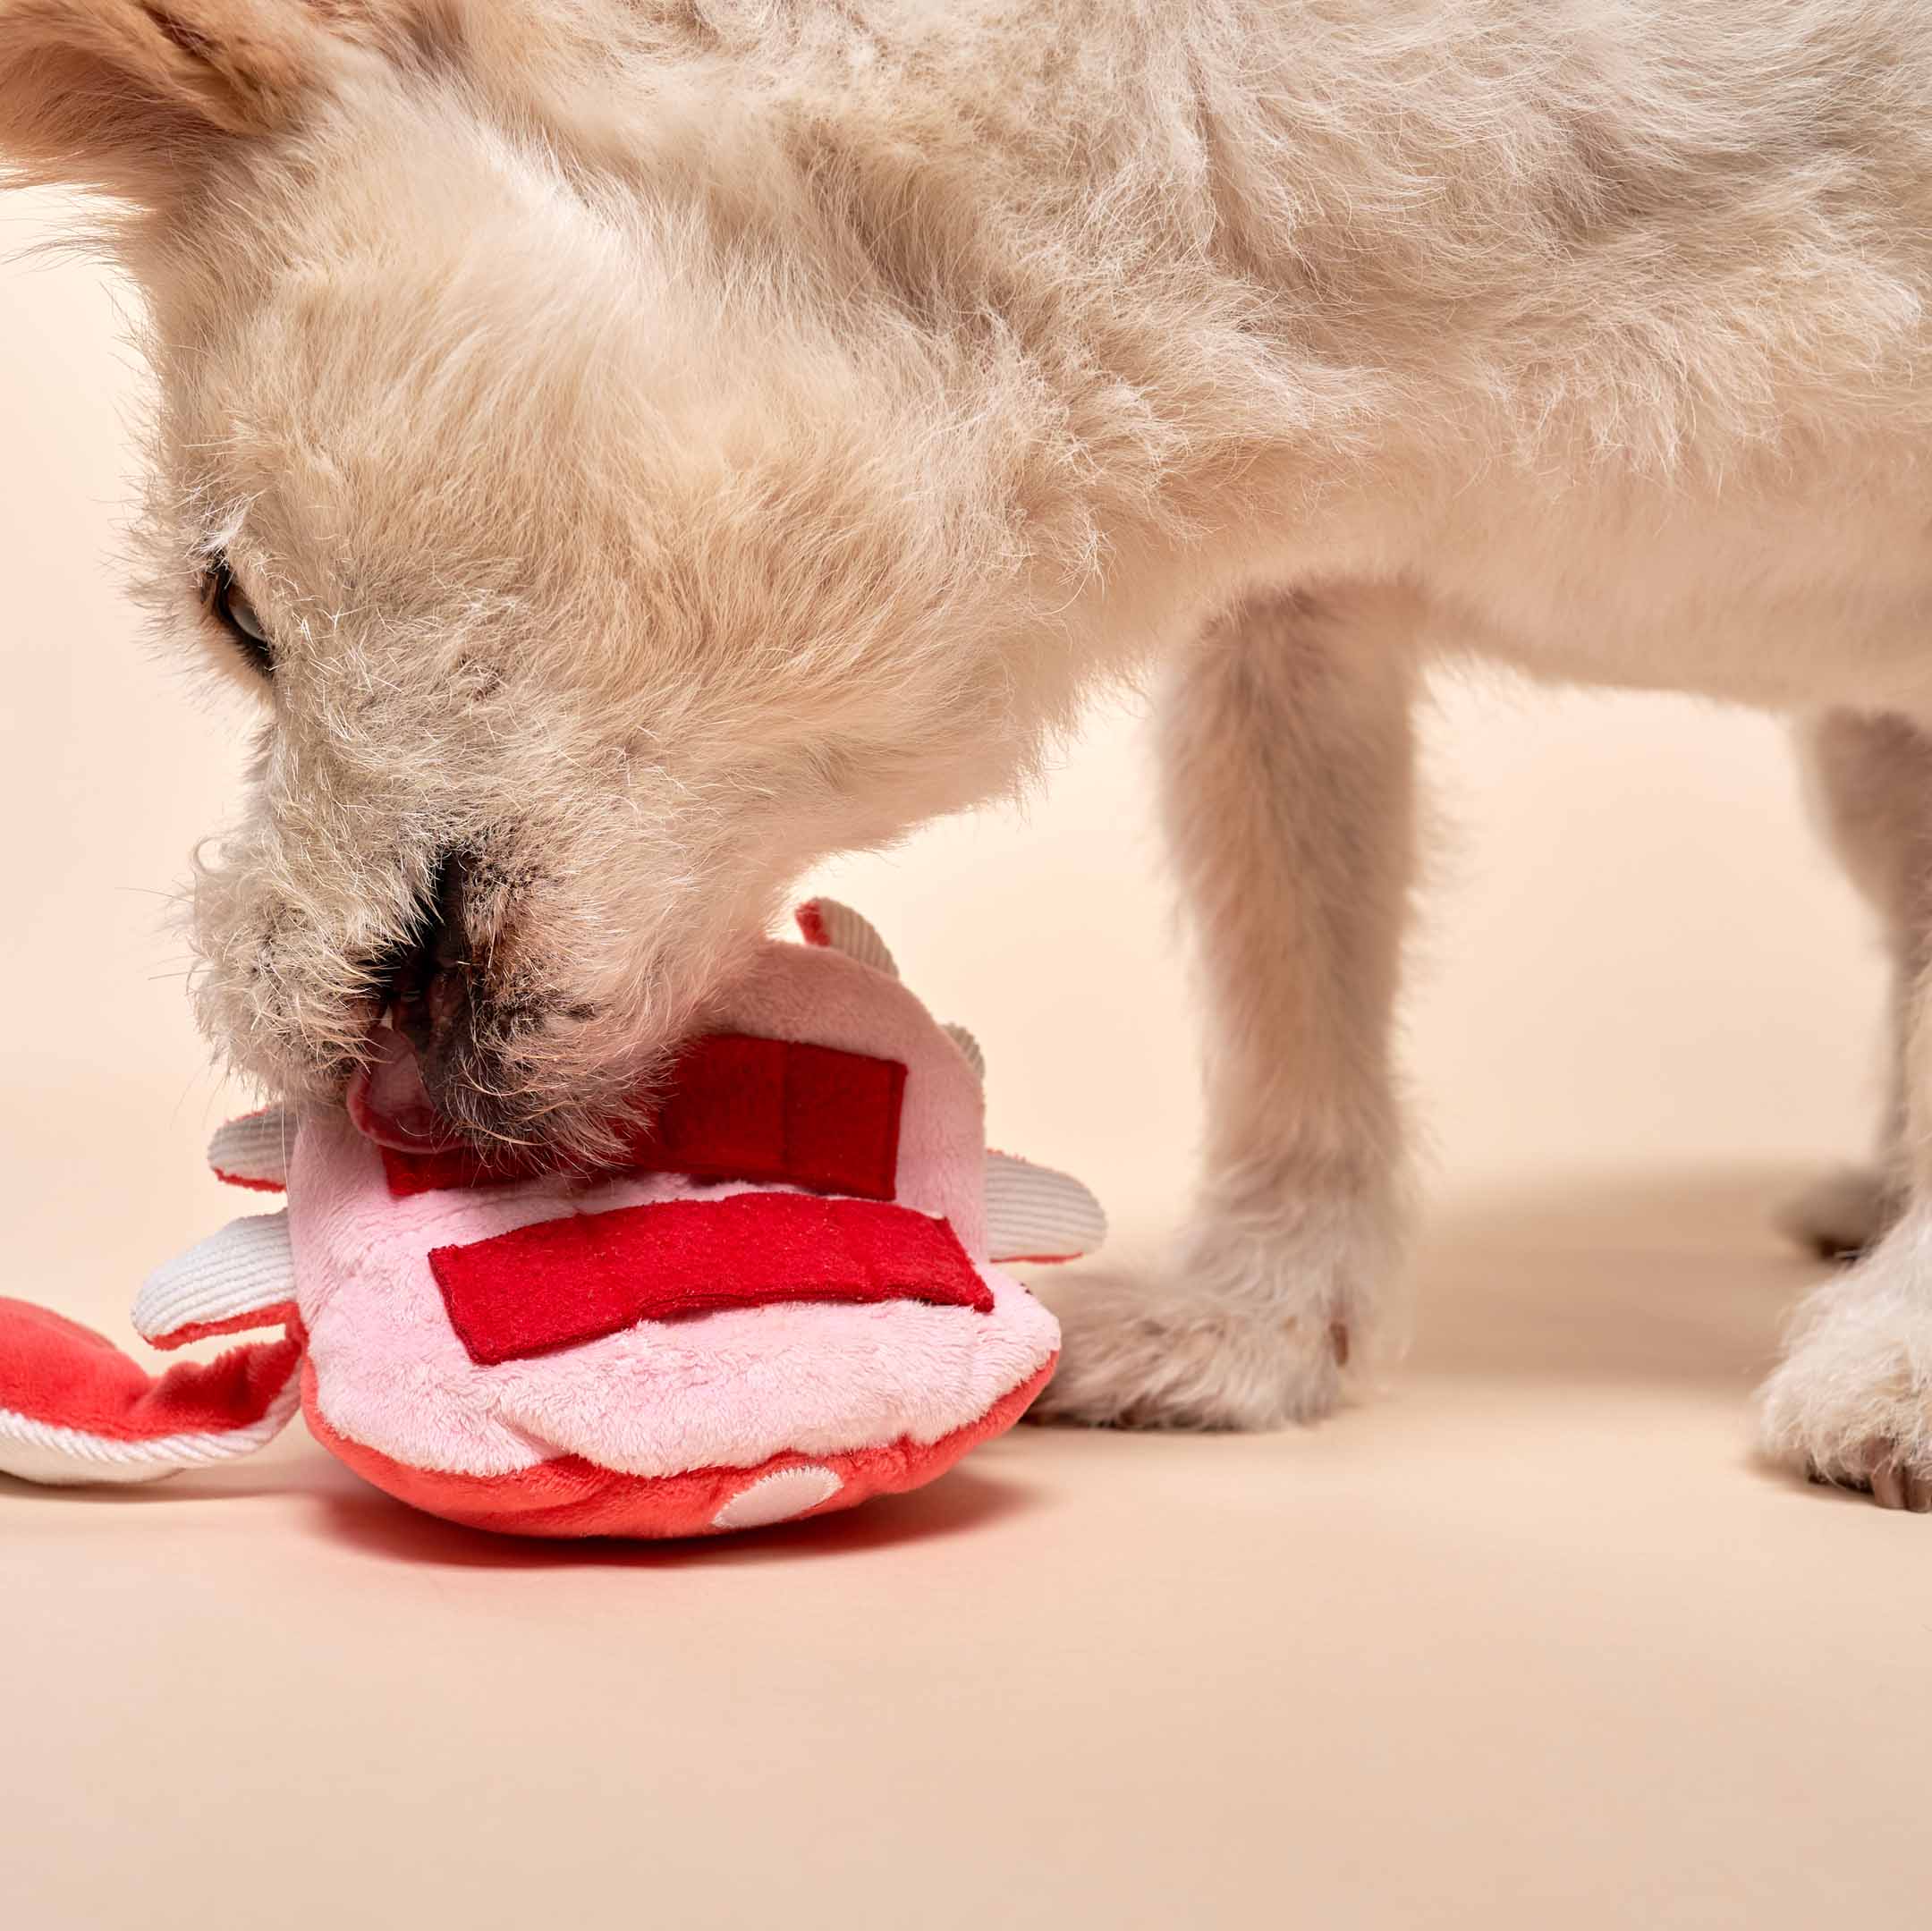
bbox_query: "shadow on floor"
[301,1457,1052,1570]
[1035,1160,1842,1401]
[1406,1161,1835,1391]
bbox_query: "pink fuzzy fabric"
[291,941,1061,1501]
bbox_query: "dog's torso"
[782,0,1932,716]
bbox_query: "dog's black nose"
[390,851,477,1084]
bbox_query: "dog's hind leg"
[1034,586,1419,1429]
[1763,708,1932,1506]
[1778,711,1930,1263]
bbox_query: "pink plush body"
[292,942,1060,1534]
[0,905,1086,1538]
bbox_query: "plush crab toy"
[0,903,1100,1537]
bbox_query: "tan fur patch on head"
[0,0,326,197]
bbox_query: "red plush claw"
[0,1296,301,1486]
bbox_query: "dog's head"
[2,1,1085,1153]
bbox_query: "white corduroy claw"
[800,898,899,978]
[133,1212,297,1348]
[207,1106,294,1191]
[943,1021,986,1082]
[984,1152,1107,1264]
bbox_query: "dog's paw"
[1030,1193,1401,1431]
[1776,1165,1902,1264]
[1032,1295,1348,1431]
[1758,1230,1932,1510]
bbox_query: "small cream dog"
[6,0,1932,1504]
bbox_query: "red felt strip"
[428,1193,991,1367]
[381,1034,905,1202]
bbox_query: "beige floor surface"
[4,196,1928,1931]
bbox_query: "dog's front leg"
[1037,588,1419,1428]
[1778,712,1930,1262]
[1761,1199,1932,1509]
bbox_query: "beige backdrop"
[2,189,1922,1930]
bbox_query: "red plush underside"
[302,1356,1055,1538]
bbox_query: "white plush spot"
[711,1464,843,1531]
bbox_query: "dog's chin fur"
[17,1,1932,1484]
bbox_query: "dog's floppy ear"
[0,0,329,201]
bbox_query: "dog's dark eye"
[202,555,275,677]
